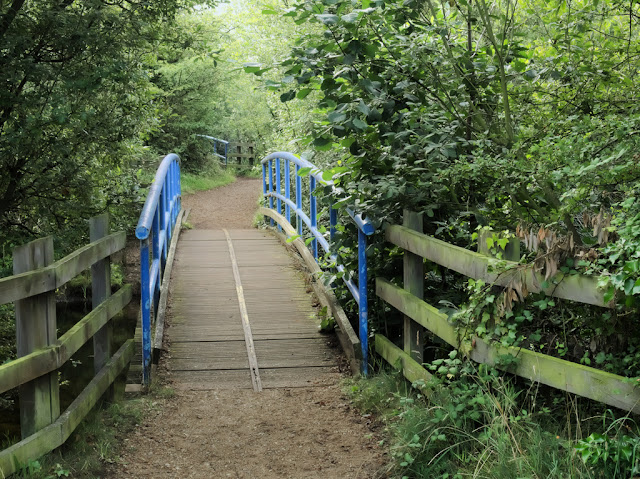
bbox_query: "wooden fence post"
[237,144,242,166]
[249,145,255,166]
[13,237,60,439]
[90,214,112,377]
[403,210,424,364]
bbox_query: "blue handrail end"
[346,208,375,236]
[135,226,150,240]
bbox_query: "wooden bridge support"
[91,214,112,375]
[0,215,133,476]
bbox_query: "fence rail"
[0,215,133,477]
[227,142,255,165]
[375,210,640,414]
[135,153,182,386]
[260,152,374,375]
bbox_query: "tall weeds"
[346,361,611,478]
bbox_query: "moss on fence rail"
[377,221,640,414]
[0,286,132,394]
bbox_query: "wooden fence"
[0,214,133,476]
[375,210,640,414]
[227,142,255,165]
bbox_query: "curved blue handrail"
[136,154,181,239]
[136,153,182,385]
[261,152,374,375]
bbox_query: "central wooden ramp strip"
[223,228,262,392]
[168,229,336,390]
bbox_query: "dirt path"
[182,177,262,229]
[107,179,388,478]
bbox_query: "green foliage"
[12,394,157,478]
[575,414,640,479]
[251,0,640,383]
[0,0,209,249]
[148,10,225,172]
[347,364,593,478]
[316,306,336,332]
[576,433,640,477]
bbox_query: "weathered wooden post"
[249,145,255,166]
[13,237,60,438]
[237,144,242,166]
[403,210,424,364]
[90,214,112,376]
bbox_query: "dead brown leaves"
[516,210,612,283]
[500,269,529,316]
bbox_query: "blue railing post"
[160,189,167,272]
[196,136,229,165]
[152,210,161,316]
[296,165,302,236]
[310,176,318,259]
[262,162,267,205]
[358,228,369,376]
[260,152,374,376]
[140,239,152,385]
[285,159,291,225]
[275,158,282,232]
[268,159,274,227]
[330,206,337,242]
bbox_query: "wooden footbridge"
[5,150,640,476]
[0,151,371,476]
[166,228,336,390]
[130,152,371,390]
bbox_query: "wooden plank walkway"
[166,228,336,390]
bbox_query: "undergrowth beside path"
[177,159,237,195]
[346,365,640,478]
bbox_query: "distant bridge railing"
[260,152,374,375]
[197,135,229,165]
[197,135,256,167]
[135,153,182,385]
[0,215,132,476]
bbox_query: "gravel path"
[181,177,262,229]
[107,178,388,478]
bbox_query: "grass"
[10,382,176,479]
[181,168,235,195]
[344,364,604,479]
[180,159,263,195]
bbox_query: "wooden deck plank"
[172,367,336,390]
[166,228,338,390]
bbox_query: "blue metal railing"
[261,152,374,375]
[135,153,182,385]
[197,135,229,166]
